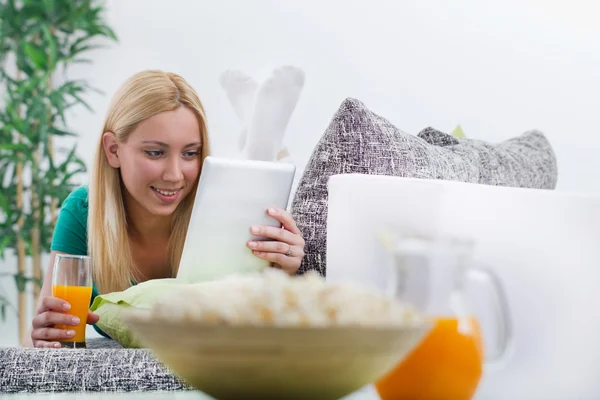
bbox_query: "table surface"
[0,385,379,400]
[0,386,379,400]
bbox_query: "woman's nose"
[163,157,184,182]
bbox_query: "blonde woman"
[22,70,306,348]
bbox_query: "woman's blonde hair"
[88,70,210,294]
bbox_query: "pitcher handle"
[466,266,513,368]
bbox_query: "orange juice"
[375,316,484,400]
[52,285,93,343]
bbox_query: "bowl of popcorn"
[122,269,431,400]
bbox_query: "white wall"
[2,0,599,346]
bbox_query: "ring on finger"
[285,245,294,257]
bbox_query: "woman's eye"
[183,151,200,158]
[144,150,163,158]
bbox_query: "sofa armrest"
[0,339,190,393]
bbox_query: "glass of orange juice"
[52,254,93,349]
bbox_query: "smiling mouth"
[151,187,182,196]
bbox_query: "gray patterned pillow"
[290,98,557,276]
[417,126,558,188]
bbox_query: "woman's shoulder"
[62,185,89,209]
[52,185,89,255]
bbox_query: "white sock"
[243,66,305,162]
[219,70,258,151]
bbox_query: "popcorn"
[151,269,420,327]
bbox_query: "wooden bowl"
[122,309,431,400]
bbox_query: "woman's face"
[104,106,202,218]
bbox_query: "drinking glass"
[52,254,93,348]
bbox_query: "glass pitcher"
[374,231,513,400]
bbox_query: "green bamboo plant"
[0,0,117,341]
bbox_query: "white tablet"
[176,156,296,283]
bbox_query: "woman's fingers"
[247,240,304,258]
[249,208,306,276]
[31,295,93,348]
[38,296,71,314]
[248,240,288,254]
[87,310,100,325]
[33,340,62,349]
[31,315,77,348]
[267,208,301,235]
[251,225,303,246]
[250,242,304,275]
[252,250,296,268]
[33,310,80,328]
[34,327,76,341]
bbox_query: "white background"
[2,0,599,346]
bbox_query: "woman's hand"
[31,296,99,348]
[247,208,305,275]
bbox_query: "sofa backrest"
[291,97,558,277]
[326,173,600,399]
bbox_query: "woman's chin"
[149,203,180,217]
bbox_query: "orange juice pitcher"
[375,233,512,400]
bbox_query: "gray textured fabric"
[417,126,558,189]
[0,338,191,393]
[291,98,558,276]
[418,126,460,147]
[85,337,123,349]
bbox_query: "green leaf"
[0,236,11,259]
[41,24,58,70]
[23,42,47,70]
[41,0,56,16]
[70,92,92,111]
[451,124,466,138]
[13,273,27,292]
[49,127,77,137]
[59,165,87,186]
[101,25,118,41]
[15,53,35,77]
[37,124,50,146]
[0,152,29,165]
[0,191,8,212]
[5,102,24,132]
[0,143,29,152]
[15,76,41,95]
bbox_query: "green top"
[50,185,108,338]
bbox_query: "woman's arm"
[22,186,99,347]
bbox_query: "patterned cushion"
[0,338,191,393]
[417,126,557,188]
[291,98,558,276]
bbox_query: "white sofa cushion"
[327,174,600,399]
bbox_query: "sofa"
[1,97,560,394]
